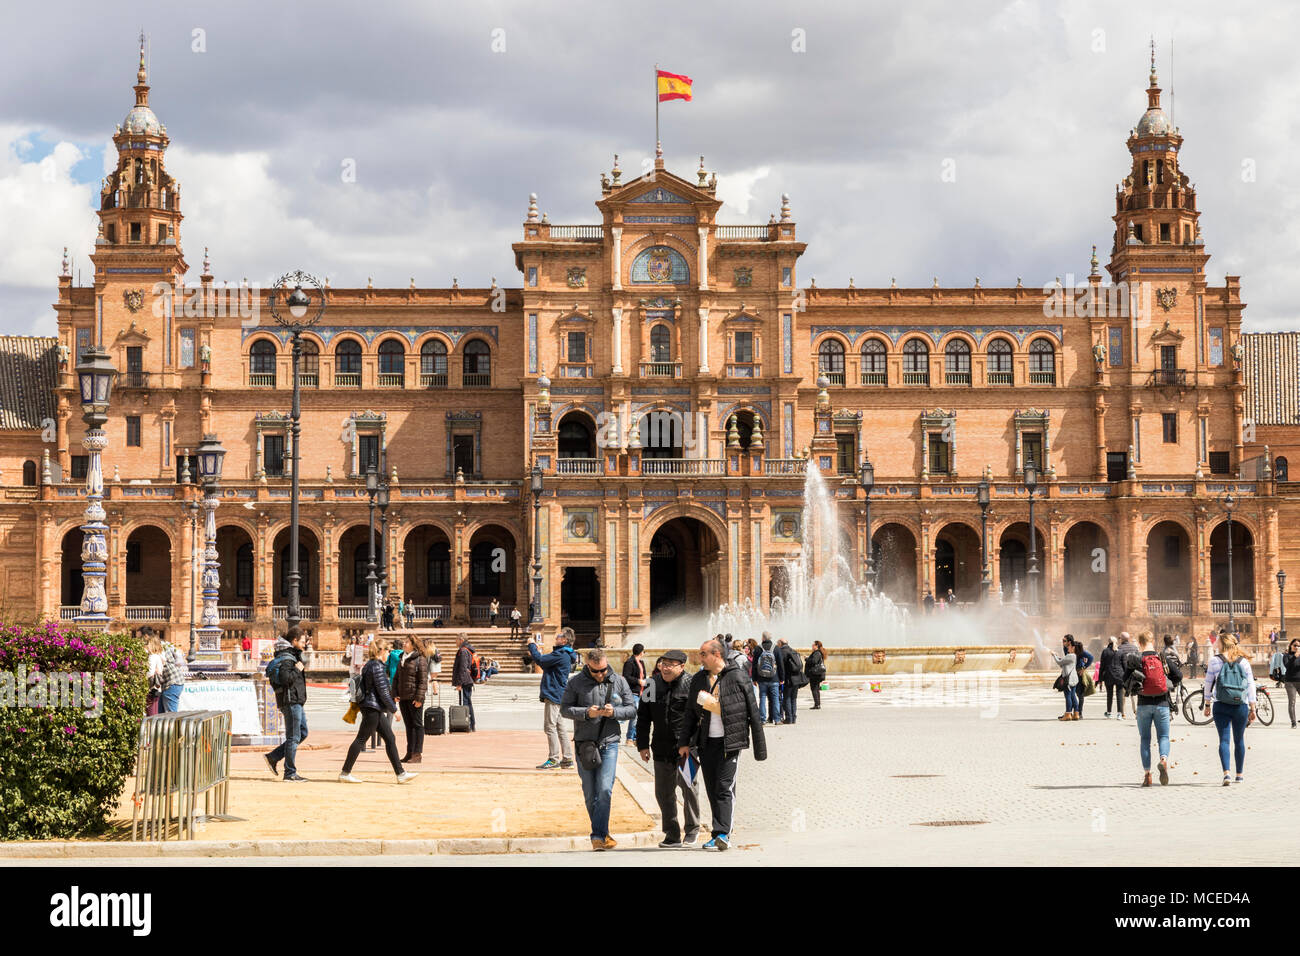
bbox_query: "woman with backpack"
[1281,638,1300,729]
[806,641,828,709]
[1071,637,1094,718]
[339,638,418,784]
[1203,634,1257,784]
[1050,638,1078,721]
[1125,631,1180,787]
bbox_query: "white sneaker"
[396,771,418,784]
[338,773,363,784]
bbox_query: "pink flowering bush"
[0,621,147,839]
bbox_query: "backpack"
[470,651,482,681]
[756,648,777,680]
[1138,653,1168,696]
[265,654,289,688]
[784,649,805,685]
[1216,655,1249,705]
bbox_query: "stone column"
[612,307,624,374]
[698,307,710,374]
[611,227,623,291]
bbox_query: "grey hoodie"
[560,667,637,744]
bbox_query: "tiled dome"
[123,105,162,135]
[1135,106,1171,137]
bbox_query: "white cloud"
[716,165,771,217]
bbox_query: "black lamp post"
[859,456,875,588]
[194,434,225,660]
[977,475,992,602]
[1278,568,1287,643]
[1024,461,1039,614]
[377,477,390,611]
[75,346,117,629]
[529,463,544,624]
[365,466,379,625]
[269,271,325,632]
[1223,494,1237,634]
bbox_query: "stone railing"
[272,605,320,621]
[126,606,171,621]
[470,604,515,622]
[218,605,252,621]
[1065,600,1111,618]
[547,225,604,240]
[557,458,603,475]
[1148,600,1191,617]
[642,459,726,476]
[338,605,372,621]
[1210,600,1256,616]
[413,605,449,621]
[764,459,805,476]
[716,225,770,240]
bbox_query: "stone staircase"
[383,626,536,675]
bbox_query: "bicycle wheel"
[1256,690,1274,727]
[1183,689,1212,725]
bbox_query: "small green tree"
[0,621,147,839]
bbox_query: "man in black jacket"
[265,626,310,781]
[678,638,767,851]
[622,643,648,745]
[636,650,701,848]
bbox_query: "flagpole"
[654,63,660,154]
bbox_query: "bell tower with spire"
[91,33,186,274]
[1107,42,1207,282]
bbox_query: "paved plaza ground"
[9,674,1299,866]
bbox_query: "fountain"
[630,463,1037,675]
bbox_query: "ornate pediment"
[112,321,151,346]
[628,186,691,204]
[1148,320,1184,346]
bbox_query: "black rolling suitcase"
[425,685,446,736]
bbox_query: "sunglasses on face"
[589,666,609,674]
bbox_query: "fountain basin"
[606,644,1034,676]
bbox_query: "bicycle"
[1182,683,1274,727]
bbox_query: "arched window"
[22,460,37,486]
[1276,456,1289,482]
[987,338,1013,382]
[427,542,450,597]
[861,339,886,383]
[1029,339,1056,384]
[249,339,277,386]
[945,340,972,384]
[557,413,596,459]
[420,340,448,387]
[903,339,930,384]
[818,339,845,385]
[378,339,405,386]
[464,340,491,386]
[650,325,672,363]
[298,340,319,386]
[335,340,362,385]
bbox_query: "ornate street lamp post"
[977,474,992,602]
[75,347,116,630]
[1024,461,1039,615]
[1278,569,1287,643]
[377,477,390,611]
[858,456,875,588]
[269,271,325,631]
[365,466,379,625]
[1223,493,1237,634]
[529,463,544,624]
[194,435,226,660]
[186,500,200,660]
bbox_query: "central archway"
[648,516,721,616]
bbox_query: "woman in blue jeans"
[1071,638,1094,717]
[1051,641,1078,721]
[1202,634,1257,786]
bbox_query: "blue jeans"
[458,685,476,730]
[758,681,781,722]
[576,738,619,839]
[1212,701,1249,774]
[160,684,184,713]
[267,703,308,776]
[625,694,641,741]
[782,682,799,723]
[1063,684,1078,713]
[1135,703,1170,771]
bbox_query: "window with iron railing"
[987,338,1012,384]
[1029,339,1055,384]
[818,340,845,385]
[463,340,491,387]
[945,340,971,385]
[421,340,448,387]
[903,339,929,385]
[861,339,886,384]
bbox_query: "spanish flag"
[657,70,693,102]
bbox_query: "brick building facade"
[0,46,1296,648]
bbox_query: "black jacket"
[359,658,398,713]
[1283,652,1300,683]
[635,670,694,761]
[1099,646,1117,684]
[622,655,647,696]
[805,648,826,678]
[453,643,476,687]
[679,662,767,759]
[1111,643,1139,683]
[271,638,307,707]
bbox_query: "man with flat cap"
[635,649,702,848]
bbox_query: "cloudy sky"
[1,0,1296,336]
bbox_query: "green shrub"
[0,621,147,840]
